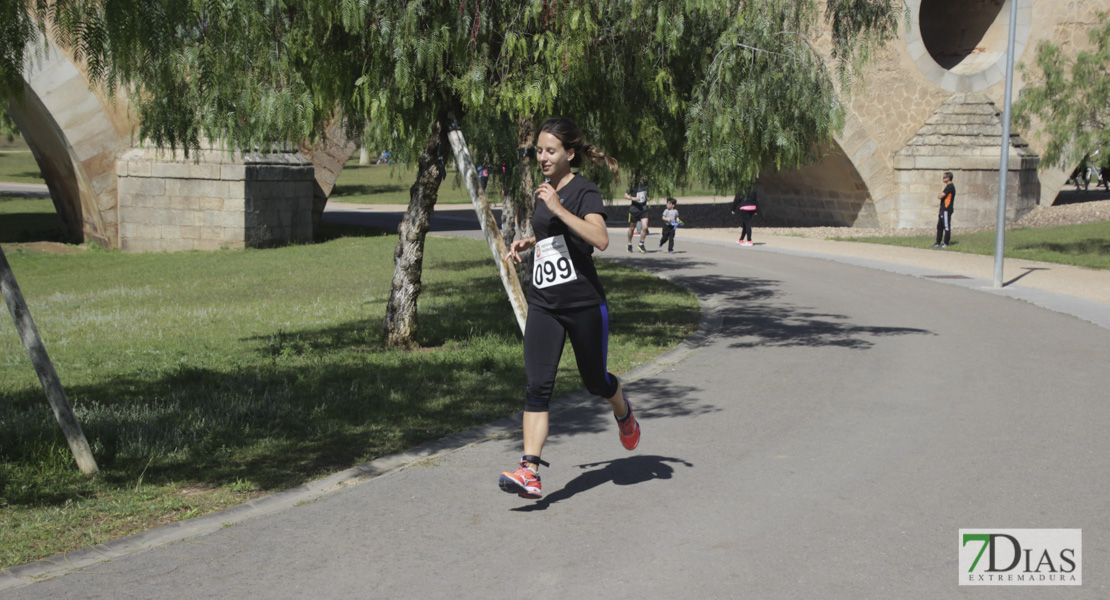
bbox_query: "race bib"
[533,235,578,289]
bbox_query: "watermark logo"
[959,529,1081,586]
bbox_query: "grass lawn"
[330,160,475,204]
[842,220,1110,270]
[330,158,720,205]
[0,196,66,243]
[0,151,42,184]
[0,197,699,569]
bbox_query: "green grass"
[0,201,699,569]
[0,196,66,243]
[331,160,476,204]
[842,220,1110,270]
[331,158,720,204]
[0,151,43,184]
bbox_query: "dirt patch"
[1,241,86,254]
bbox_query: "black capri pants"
[524,302,620,412]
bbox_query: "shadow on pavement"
[671,272,935,350]
[511,454,694,512]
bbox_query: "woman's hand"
[535,181,565,216]
[505,237,536,264]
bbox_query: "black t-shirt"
[628,182,648,215]
[528,175,608,309]
[940,183,955,213]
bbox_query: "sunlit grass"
[0,220,699,568]
[841,220,1110,270]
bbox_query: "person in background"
[658,197,680,254]
[625,177,649,253]
[932,171,956,249]
[732,185,758,246]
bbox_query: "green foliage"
[1,109,20,141]
[1014,14,1110,169]
[0,1,47,101]
[2,0,899,191]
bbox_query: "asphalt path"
[3,202,1109,598]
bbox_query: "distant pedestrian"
[657,197,680,253]
[625,177,649,253]
[732,185,757,246]
[479,164,490,193]
[932,171,955,249]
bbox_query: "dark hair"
[666,197,677,205]
[538,118,619,179]
[944,171,953,180]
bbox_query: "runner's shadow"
[511,455,693,512]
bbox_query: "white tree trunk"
[359,146,370,166]
[445,114,528,335]
[0,247,98,475]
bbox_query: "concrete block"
[134,223,163,239]
[189,163,222,180]
[151,162,192,179]
[132,178,166,196]
[181,179,229,199]
[199,198,225,211]
[121,238,165,253]
[163,238,200,253]
[194,239,224,251]
[221,164,247,181]
[224,227,247,242]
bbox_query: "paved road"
[3,202,1109,598]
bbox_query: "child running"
[658,197,680,253]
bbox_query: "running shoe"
[617,397,640,450]
[499,461,542,499]
[627,244,633,253]
[638,243,647,253]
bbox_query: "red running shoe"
[618,397,640,450]
[499,461,542,499]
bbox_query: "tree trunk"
[0,246,98,475]
[445,113,528,335]
[358,146,370,166]
[382,117,448,348]
[514,118,537,289]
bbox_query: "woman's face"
[536,131,574,179]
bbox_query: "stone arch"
[906,0,1033,93]
[757,135,878,228]
[7,35,132,246]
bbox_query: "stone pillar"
[116,149,315,252]
[892,93,1039,229]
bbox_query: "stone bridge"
[761,0,1104,229]
[5,30,354,251]
[3,0,1104,249]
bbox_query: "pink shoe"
[617,397,640,450]
[499,460,542,498]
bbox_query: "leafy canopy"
[1014,13,1110,169]
[2,0,900,192]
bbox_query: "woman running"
[499,118,641,500]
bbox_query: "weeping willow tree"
[1013,14,1110,169]
[1,0,900,349]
